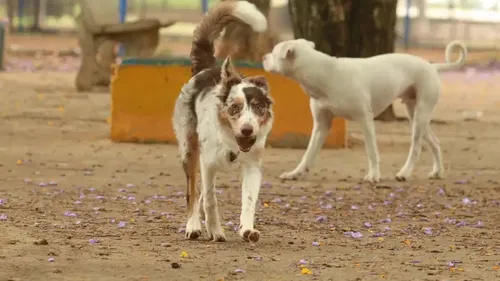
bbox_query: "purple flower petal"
[462,198,471,205]
[299,259,308,265]
[423,227,433,235]
[234,269,245,273]
[0,214,7,221]
[316,215,327,223]
[89,187,96,192]
[118,188,126,192]
[253,256,262,261]
[63,211,77,217]
[262,182,272,188]
[48,257,54,262]
[456,221,467,227]
[351,205,359,210]
[475,220,484,227]
[0,199,4,205]
[74,200,81,204]
[411,260,422,264]
[89,239,99,244]
[344,231,363,239]
[363,222,372,228]
[324,191,333,196]
[38,182,48,187]
[48,181,58,186]
[380,218,392,223]
[126,183,136,188]
[117,221,126,228]
[312,241,320,246]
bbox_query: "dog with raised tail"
[173,1,273,243]
[263,39,467,183]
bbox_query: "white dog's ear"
[281,47,295,60]
[298,38,315,49]
[221,56,238,80]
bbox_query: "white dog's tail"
[190,0,267,76]
[433,41,468,71]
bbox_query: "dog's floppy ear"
[221,56,238,80]
[297,38,316,49]
[244,76,269,92]
[280,47,295,60]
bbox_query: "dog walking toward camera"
[172,1,273,242]
[263,39,467,183]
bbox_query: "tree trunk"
[288,0,348,57]
[216,0,278,62]
[288,0,401,121]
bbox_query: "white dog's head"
[217,57,273,153]
[262,39,316,75]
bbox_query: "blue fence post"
[17,0,25,32]
[201,0,209,14]
[403,0,412,50]
[118,0,127,56]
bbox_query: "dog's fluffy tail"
[434,41,468,71]
[190,0,267,76]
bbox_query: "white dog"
[172,1,273,242]
[263,39,467,183]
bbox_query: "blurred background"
[0,0,499,50]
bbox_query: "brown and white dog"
[172,1,273,243]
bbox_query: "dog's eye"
[253,104,265,115]
[228,104,241,115]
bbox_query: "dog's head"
[262,39,315,75]
[217,57,273,153]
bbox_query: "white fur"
[232,1,268,32]
[263,39,467,183]
[173,65,273,242]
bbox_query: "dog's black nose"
[241,125,253,137]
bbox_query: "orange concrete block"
[111,58,347,149]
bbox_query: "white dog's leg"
[396,104,429,181]
[423,127,444,179]
[239,161,262,243]
[404,102,443,179]
[358,114,381,183]
[280,98,332,180]
[200,157,226,242]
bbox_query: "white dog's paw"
[364,170,380,183]
[185,217,202,240]
[428,169,444,180]
[206,225,227,242]
[239,228,260,243]
[279,169,306,180]
[395,169,410,182]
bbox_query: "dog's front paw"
[428,170,444,180]
[206,226,227,242]
[239,228,260,243]
[279,169,305,180]
[364,171,380,183]
[185,218,202,240]
[395,170,410,182]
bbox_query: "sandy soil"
[1,37,500,281]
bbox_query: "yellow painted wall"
[111,64,347,148]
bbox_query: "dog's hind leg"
[396,101,430,181]
[279,98,333,180]
[173,96,202,240]
[182,132,202,239]
[404,101,444,180]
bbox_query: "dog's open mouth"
[236,137,257,152]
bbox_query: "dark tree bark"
[216,0,278,61]
[288,0,401,121]
[30,0,42,32]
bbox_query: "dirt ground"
[1,35,500,281]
